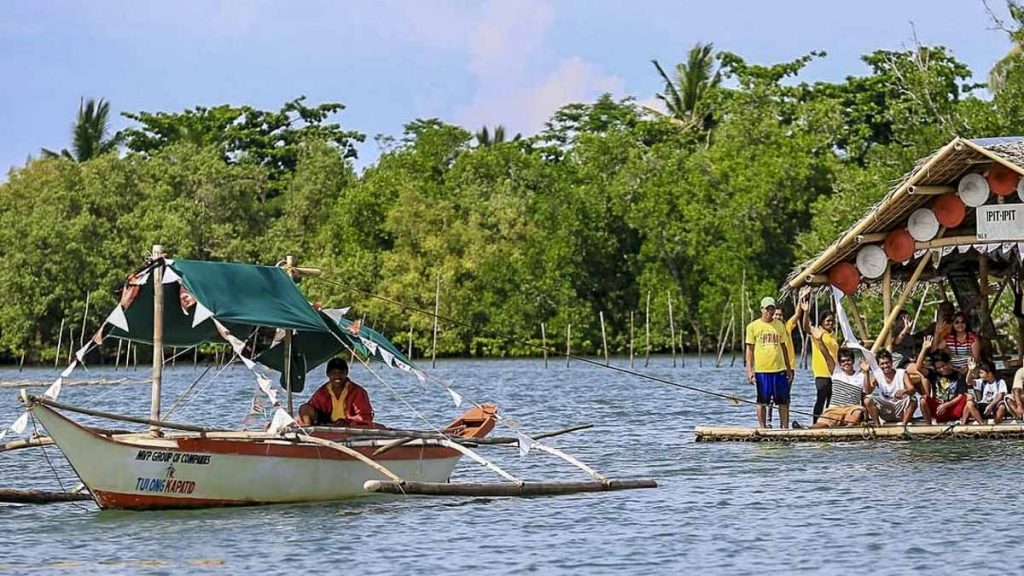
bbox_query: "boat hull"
[30,403,464,510]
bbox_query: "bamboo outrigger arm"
[288,432,404,484]
[529,443,608,484]
[434,438,522,483]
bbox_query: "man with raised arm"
[806,328,867,429]
[296,358,375,427]
[745,296,794,429]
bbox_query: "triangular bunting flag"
[74,343,90,363]
[958,245,971,254]
[1003,242,1016,255]
[940,246,954,257]
[161,267,181,285]
[268,408,295,434]
[44,377,62,400]
[379,349,395,367]
[913,249,926,259]
[105,305,129,332]
[447,387,463,408]
[60,361,77,379]
[192,301,214,328]
[10,413,29,435]
[973,244,987,253]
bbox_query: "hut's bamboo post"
[848,296,871,344]
[629,312,634,368]
[667,293,677,368]
[80,292,90,349]
[882,264,893,349]
[150,245,165,435]
[912,283,931,331]
[565,324,571,368]
[979,254,990,332]
[644,291,651,368]
[431,277,440,369]
[115,339,123,372]
[871,254,933,353]
[541,322,548,368]
[599,311,609,366]
[54,318,65,369]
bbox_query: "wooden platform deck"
[694,423,1024,442]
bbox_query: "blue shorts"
[755,372,790,405]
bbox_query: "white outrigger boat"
[7,247,654,510]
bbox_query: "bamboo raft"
[695,423,1024,442]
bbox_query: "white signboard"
[976,205,1024,241]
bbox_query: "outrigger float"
[697,136,1024,442]
[2,248,654,509]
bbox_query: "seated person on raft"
[863,349,917,426]
[967,358,1008,424]
[296,358,375,427]
[1008,366,1024,420]
[808,328,866,428]
[909,348,977,425]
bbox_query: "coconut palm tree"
[650,42,721,131]
[987,1,1024,93]
[475,125,521,147]
[42,97,118,161]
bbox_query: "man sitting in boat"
[296,358,376,427]
[910,349,975,425]
[806,328,866,428]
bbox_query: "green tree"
[650,42,721,132]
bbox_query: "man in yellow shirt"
[745,296,794,429]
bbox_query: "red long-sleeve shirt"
[305,380,374,426]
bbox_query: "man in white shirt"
[808,327,866,428]
[968,358,1008,424]
[863,349,917,426]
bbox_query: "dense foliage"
[4,31,1024,362]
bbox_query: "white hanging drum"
[908,208,939,241]
[855,244,887,279]
[958,173,989,207]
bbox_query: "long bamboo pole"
[54,318,65,369]
[629,312,635,368]
[667,292,677,368]
[115,338,123,372]
[431,277,440,369]
[541,322,548,368]
[80,292,90,349]
[67,326,74,365]
[150,245,165,435]
[882,264,893,349]
[644,291,651,368]
[847,296,870,343]
[599,311,609,366]
[871,253,934,353]
[565,323,571,368]
[408,320,414,360]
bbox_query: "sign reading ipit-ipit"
[976,205,1024,241]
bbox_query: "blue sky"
[0,1,1015,175]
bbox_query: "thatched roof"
[785,136,1024,294]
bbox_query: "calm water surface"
[1,357,1022,575]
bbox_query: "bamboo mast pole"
[871,252,934,353]
[541,322,548,368]
[54,318,65,369]
[283,255,297,416]
[644,291,651,368]
[668,292,677,368]
[599,311,609,366]
[150,245,166,435]
[882,264,893,349]
[80,292,90,349]
[431,277,440,369]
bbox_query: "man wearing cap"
[745,297,795,429]
[296,358,375,427]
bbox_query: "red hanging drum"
[883,228,915,262]
[987,164,1021,196]
[828,261,860,296]
[932,193,966,228]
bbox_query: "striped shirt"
[831,368,866,406]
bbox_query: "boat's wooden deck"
[694,423,1024,442]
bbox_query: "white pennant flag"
[913,249,927,259]
[44,377,62,400]
[60,361,77,378]
[940,246,955,257]
[268,407,296,434]
[74,343,90,363]
[10,413,29,435]
[516,431,532,457]
[447,387,463,407]
[958,245,971,254]
[256,373,279,406]
[161,267,181,285]
[105,305,129,332]
[192,301,215,328]
[379,349,395,367]
[1003,242,1016,255]
[831,287,888,390]
[0,429,6,442]
[973,244,987,253]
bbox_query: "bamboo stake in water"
[565,323,572,368]
[729,311,738,367]
[193,345,198,371]
[715,309,732,368]
[599,311,609,366]
[18,350,25,372]
[629,311,635,368]
[408,320,414,360]
[115,338,123,372]
[54,318,65,369]
[691,321,703,367]
[541,322,548,368]
[679,330,686,367]
[431,277,440,369]
[667,292,677,368]
[133,342,138,371]
[644,291,651,368]
[80,292,91,348]
[67,326,74,365]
